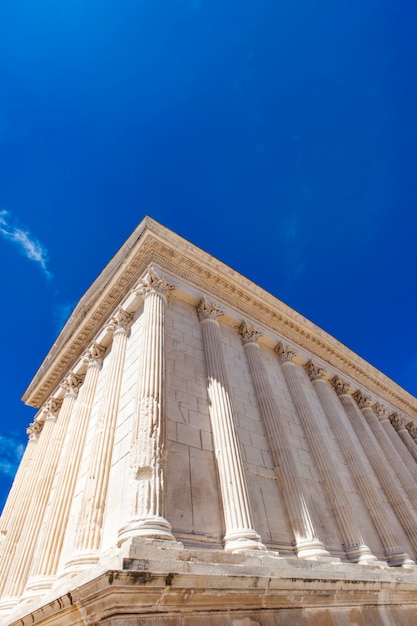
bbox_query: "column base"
[386,550,416,568]
[23,575,56,596]
[345,543,378,564]
[295,538,331,560]
[0,597,19,616]
[224,529,266,553]
[64,550,100,574]
[118,515,176,546]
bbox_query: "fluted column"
[354,392,417,514]
[26,343,105,593]
[310,367,412,566]
[334,379,417,561]
[118,267,176,543]
[0,419,42,559]
[197,299,265,553]
[0,374,80,605]
[238,323,328,558]
[275,344,372,563]
[388,407,417,470]
[66,307,132,571]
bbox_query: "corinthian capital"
[275,342,295,363]
[84,342,105,367]
[331,377,351,396]
[353,390,373,410]
[107,306,133,334]
[406,421,417,441]
[26,419,44,440]
[39,397,62,422]
[389,412,405,432]
[305,360,326,381]
[372,403,390,422]
[197,297,224,322]
[61,372,83,397]
[133,266,174,299]
[238,321,262,345]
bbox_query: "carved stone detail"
[107,306,133,334]
[353,390,373,409]
[133,265,174,300]
[84,343,105,366]
[238,321,262,345]
[406,421,417,441]
[331,377,351,397]
[197,297,224,322]
[372,403,390,422]
[305,360,326,381]
[389,413,405,432]
[26,420,44,439]
[60,372,82,397]
[275,342,295,363]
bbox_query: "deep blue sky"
[1,0,416,510]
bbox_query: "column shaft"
[338,387,417,559]
[26,345,104,592]
[239,324,328,558]
[314,375,411,566]
[118,268,175,543]
[66,307,132,570]
[197,300,265,553]
[1,378,79,603]
[276,346,373,562]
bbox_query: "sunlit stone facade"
[2,216,417,624]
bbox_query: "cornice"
[22,216,417,420]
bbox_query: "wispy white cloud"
[0,434,24,478]
[0,210,51,278]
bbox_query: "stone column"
[26,343,105,593]
[66,307,132,571]
[238,323,328,558]
[275,344,373,563]
[310,367,411,566]
[0,374,80,605]
[334,379,417,561]
[118,267,176,543]
[0,419,42,559]
[354,392,417,514]
[197,299,265,553]
[388,407,417,469]
[405,421,417,462]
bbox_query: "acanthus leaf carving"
[60,372,83,397]
[238,320,262,345]
[305,360,326,381]
[275,342,295,363]
[197,296,224,322]
[389,412,405,432]
[133,265,174,299]
[331,377,351,396]
[372,403,390,422]
[107,306,133,334]
[353,390,373,410]
[26,419,44,439]
[405,421,417,441]
[84,342,105,366]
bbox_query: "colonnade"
[2,275,417,614]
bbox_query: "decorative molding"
[275,342,295,363]
[353,390,373,410]
[331,377,351,397]
[197,297,224,322]
[238,321,262,345]
[21,218,417,419]
[305,360,326,381]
